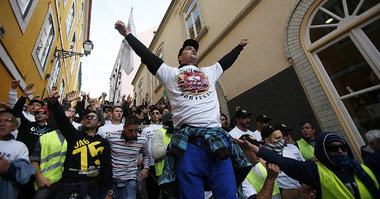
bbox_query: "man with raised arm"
[46,89,112,199]
[115,20,252,199]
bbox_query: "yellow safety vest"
[245,162,281,198]
[34,130,67,190]
[296,138,315,160]
[316,161,379,199]
[154,128,172,177]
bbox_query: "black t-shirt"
[49,102,112,191]
[17,122,52,155]
[138,116,151,132]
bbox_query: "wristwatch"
[106,189,113,196]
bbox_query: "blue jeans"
[112,180,137,199]
[54,181,100,199]
[175,137,237,199]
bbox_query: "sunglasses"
[0,118,13,123]
[85,115,98,120]
[151,111,160,115]
[36,111,47,115]
[104,110,112,112]
[326,144,347,153]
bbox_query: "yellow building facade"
[132,0,380,159]
[0,0,92,102]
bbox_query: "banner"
[120,8,136,75]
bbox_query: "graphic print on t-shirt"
[177,68,209,95]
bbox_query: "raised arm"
[257,148,320,192]
[13,83,36,118]
[7,80,20,108]
[13,84,35,140]
[47,89,77,141]
[115,20,163,75]
[237,138,321,193]
[218,38,248,71]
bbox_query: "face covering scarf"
[263,138,285,155]
[328,154,380,197]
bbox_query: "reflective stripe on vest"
[155,128,172,176]
[245,162,281,198]
[296,138,315,160]
[316,161,379,199]
[34,130,67,190]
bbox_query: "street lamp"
[53,40,94,59]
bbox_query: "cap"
[162,112,173,126]
[103,105,112,110]
[0,109,21,128]
[256,114,272,122]
[83,109,99,118]
[261,126,276,139]
[273,123,293,132]
[150,105,159,112]
[28,99,44,107]
[178,39,199,57]
[236,109,253,118]
[36,107,50,117]
[325,133,345,145]
[239,134,261,147]
[63,106,71,111]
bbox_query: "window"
[71,55,77,79]
[183,0,203,39]
[66,2,75,38]
[32,7,56,78]
[9,0,39,33]
[73,68,78,92]
[17,0,32,16]
[79,23,84,43]
[48,60,62,90]
[79,1,84,21]
[308,0,378,44]
[307,0,380,144]
[138,79,143,104]
[59,79,65,103]
[154,44,164,92]
[69,32,76,63]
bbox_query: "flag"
[164,89,170,102]
[120,8,136,75]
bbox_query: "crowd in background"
[0,79,379,199]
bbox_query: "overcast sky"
[80,0,171,98]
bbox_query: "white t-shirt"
[72,121,82,130]
[229,126,257,140]
[141,123,162,166]
[155,63,223,128]
[241,165,262,198]
[283,144,305,161]
[97,123,124,139]
[276,144,305,189]
[104,120,112,126]
[252,130,262,141]
[23,111,35,122]
[11,130,18,139]
[0,139,29,162]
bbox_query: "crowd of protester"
[1,78,379,199]
[0,18,379,199]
